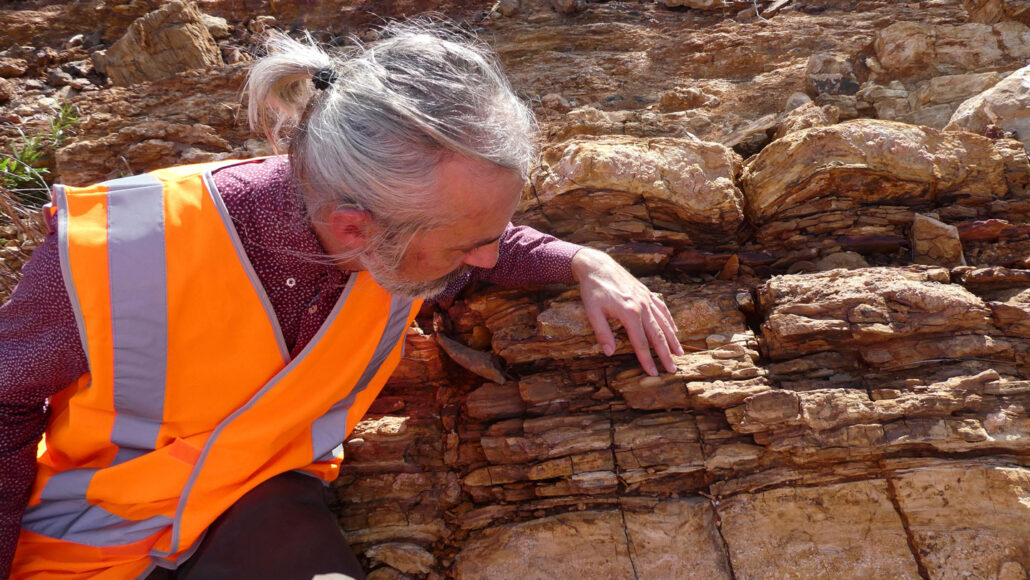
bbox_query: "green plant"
[0,130,51,206]
[0,101,78,207]
[49,100,79,148]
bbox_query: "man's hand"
[570,248,684,376]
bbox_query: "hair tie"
[312,67,338,91]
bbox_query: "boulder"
[95,0,224,86]
[910,213,967,267]
[947,64,1030,151]
[773,101,840,140]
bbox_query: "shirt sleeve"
[0,216,89,578]
[436,223,583,299]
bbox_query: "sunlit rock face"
[3,0,1030,577]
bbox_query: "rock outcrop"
[2,0,1030,578]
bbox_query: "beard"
[359,245,472,299]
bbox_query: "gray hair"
[245,20,538,263]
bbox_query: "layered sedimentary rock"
[54,65,250,185]
[740,119,1030,273]
[3,0,1030,578]
[519,135,744,274]
[336,263,1030,578]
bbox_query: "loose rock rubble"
[2,0,1030,577]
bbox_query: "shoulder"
[211,155,293,205]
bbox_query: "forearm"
[477,224,583,286]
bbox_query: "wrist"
[570,247,610,283]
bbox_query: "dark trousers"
[146,472,366,580]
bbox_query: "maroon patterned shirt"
[0,156,581,577]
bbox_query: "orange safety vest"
[11,160,422,579]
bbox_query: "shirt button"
[285,278,296,288]
[308,305,318,314]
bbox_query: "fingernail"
[675,344,685,355]
[603,344,615,356]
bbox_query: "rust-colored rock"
[965,0,1030,25]
[55,66,250,185]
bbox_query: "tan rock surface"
[3,1,1030,578]
[893,461,1030,579]
[911,213,967,267]
[947,63,1030,151]
[520,136,743,271]
[718,480,922,578]
[873,20,1030,81]
[96,1,223,86]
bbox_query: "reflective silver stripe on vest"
[22,499,171,547]
[24,468,172,546]
[310,294,414,462]
[159,274,364,556]
[106,174,169,454]
[53,186,91,369]
[37,469,98,501]
[26,175,172,544]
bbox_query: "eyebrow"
[454,233,503,253]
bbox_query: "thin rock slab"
[757,266,992,361]
[461,279,749,366]
[717,479,923,579]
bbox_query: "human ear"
[327,208,374,252]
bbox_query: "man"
[0,22,682,579]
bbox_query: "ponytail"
[245,31,334,152]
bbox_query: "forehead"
[430,155,524,221]
[417,155,523,248]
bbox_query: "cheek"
[401,248,462,277]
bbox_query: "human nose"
[461,242,500,269]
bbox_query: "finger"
[622,313,658,376]
[583,301,617,356]
[651,293,679,333]
[651,294,684,356]
[642,305,677,374]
